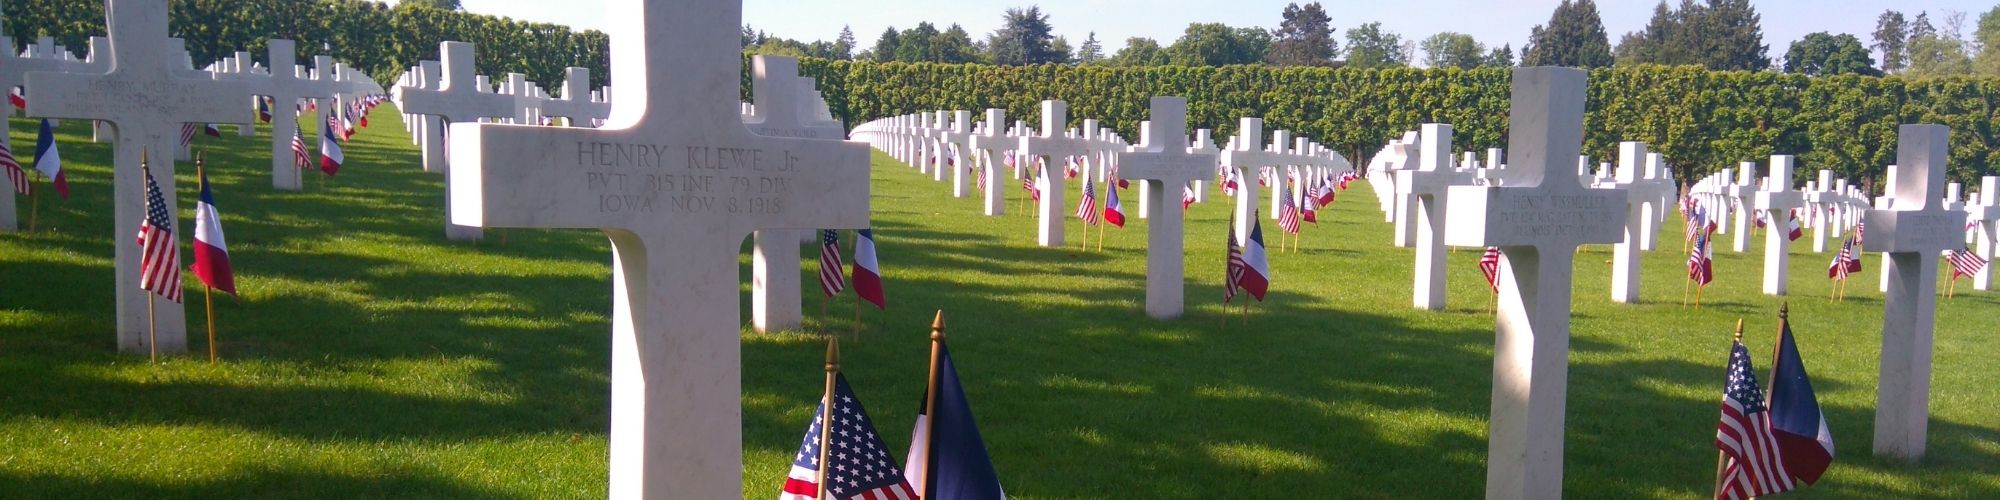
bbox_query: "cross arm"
[26,70,253,124]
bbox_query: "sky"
[437,0,1996,65]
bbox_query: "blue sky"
[445,0,1995,65]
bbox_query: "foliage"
[984,6,1062,66]
[1343,22,1406,69]
[1783,32,1881,77]
[1978,7,2000,75]
[1615,0,1770,71]
[1265,2,1336,67]
[1525,0,1614,68]
[3,0,610,91]
[1874,10,1910,74]
[1905,11,1974,78]
[1075,32,1104,65]
[790,58,2000,186]
[1105,37,1169,67]
[1166,23,1271,67]
[1420,32,1485,70]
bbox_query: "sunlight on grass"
[1204,442,1326,473]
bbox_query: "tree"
[1266,2,1337,66]
[1616,1,1690,66]
[893,22,940,63]
[833,25,856,60]
[1420,32,1484,69]
[1486,43,1516,67]
[1107,37,1169,66]
[1077,32,1105,64]
[1167,23,1271,66]
[986,6,1061,65]
[402,0,460,11]
[1343,22,1406,68]
[1872,11,1909,73]
[1524,0,1614,68]
[1783,32,1881,76]
[1049,36,1075,64]
[1695,0,1770,70]
[1974,6,2000,75]
[936,24,981,64]
[870,27,899,63]
[1905,11,1972,77]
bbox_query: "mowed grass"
[1,108,1995,499]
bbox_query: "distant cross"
[242,40,338,190]
[1395,123,1472,310]
[1862,125,1960,461]
[0,34,106,232]
[963,108,1010,216]
[446,0,871,495]
[1017,100,1093,247]
[1755,155,1805,295]
[1218,118,1292,243]
[1117,97,1219,319]
[939,110,975,198]
[742,55,845,334]
[1607,142,1675,303]
[1966,176,2000,290]
[542,67,611,127]
[397,41,515,241]
[1725,163,1759,252]
[1440,67,1628,499]
[25,0,256,354]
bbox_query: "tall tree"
[402,0,460,11]
[833,25,856,60]
[986,6,1061,65]
[870,27,899,63]
[1973,6,2000,75]
[1616,1,1691,66]
[1049,35,1075,64]
[1524,0,1614,68]
[1905,11,1972,77]
[1872,10,1909,73]
[1343,22,1407,68]
[893,22,940,63]
[937,24,981,64]
[1107,37,1169,66]
[1077,32,1105,64]
[1266,2,1337,66]
[1420,32,1485,69]
[1783,32,1881,76]
[1486,43,1517,67]
[1695,0,1770,70]
[1168,23,1271,66]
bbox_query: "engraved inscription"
[1491,193,1622,239]
[576,141,800,215]
[1902,212,1962,251]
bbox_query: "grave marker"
[742,55,846,334]
[1863,125,1959,461]
[1967,177,2000,290]
[396,41,515,241]
[1018,100,1092,247]
[963,108,1010,216]
[1396,123,1471,310]
[1441,67,1627,498]
[448,0,870,495]
[25,0,256,354]
[1755,156,1804,295]
[1117,97,1218,319]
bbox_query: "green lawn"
[2,108,1995,499]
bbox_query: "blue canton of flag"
[780,375,917,500]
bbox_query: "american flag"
[1220,167,1239,196]
[1716,340,1795,499]
[778,375,918,500]
[137,162,182,303]
[1478,246,1501,292]
[1,142,26,195]
[1829,237,1861,280]
[1277,192,1302,234]
[1225,218,1243,303]
[1854,221,1865,244]
[1182,183,1196,210]
[179,123,197,149]
[1947,247,1987,279]
[1685,205,1707,243]
[1076,177,1099,224]
[1689,229,1714,286]
[292,122,310,168]
[818,229,846,297]
[1022,175,1039,201]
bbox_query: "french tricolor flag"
[1239,215,1271,300]
[33,119,67,199]
[191,164,236,295]
[1103,180,1125,228]
[319,116,343,176]
[1788,209,1804,241]
[852,229,886,310]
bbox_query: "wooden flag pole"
[1683,276,1693,306]
[918,311,945,498]
[146,292,158,364]
[1696,283,1705,309]
[815,338,839,500]
[27,172,40,232]
[204,283,217,364]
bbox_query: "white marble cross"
[1806,169,1841,253]
[940,111,975,198]
[241,40,337,190]
[1117,97,1218,319]
[1608,142,1667,303]
[964,108,1010,216]
[0,34,107,232]
[1018,100,1092,247]
[542,67,611,127]
[1755,156,1805,295]
[1863,124,1960,462]
[397,41,516,241]
[448,0,870,495]
[1396,123,1471,310]
[742,55,846,334]
[1967,176,2000,290]
[25,0,256,354]
[1725,163,1759,252]
[1219,118,1293,241]
[1441,67,1627,498]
